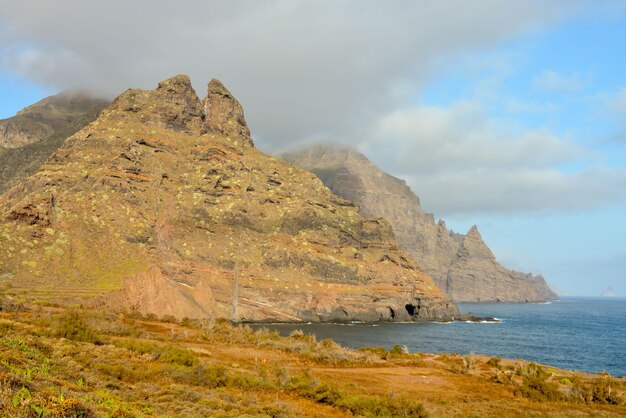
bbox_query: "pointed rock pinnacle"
[203,79,253,147]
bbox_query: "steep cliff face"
[0,92,109,193]
[445,226,555,302]
[283,145,557,302]
[0,75,457,322]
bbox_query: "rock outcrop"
[445,226,555,302]
[0,92,109,193]
[0,75,457,322]
[203,79,253,147]
[283,145,557,302]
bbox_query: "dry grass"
[0,303,625,417]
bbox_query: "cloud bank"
[0,0,623,218]
[365,101,626,217]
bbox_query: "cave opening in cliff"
[388,307,396,319]
[405,304,416,317]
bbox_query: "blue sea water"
[256,297,626,376]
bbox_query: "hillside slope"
[1,305,623,417]
[0,92,109,193]
[283,145,556,302]
[0,76,456,322]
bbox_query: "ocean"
[255,297,626,377]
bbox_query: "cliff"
[283,145,557,302]
[0,76,457,322]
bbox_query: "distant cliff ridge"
[0,92,110,193]
[283,145,557,303]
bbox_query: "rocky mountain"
[0,75,457,322]
[0,92,110,193]
[283,145,557,302]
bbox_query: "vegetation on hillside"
[0,298,624,417]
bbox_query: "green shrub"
[390,344,407,355]
[53,311,96,343]
[571,376,623,405]
[171,364,229,388]
[160,347,197,367]
[487,357,502,368]
[516,375,564,402]
[590,377,622,404]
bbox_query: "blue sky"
[420,15,626,144]
[412,13,626,296]
[0,1,624,296]
[0,72,53,118]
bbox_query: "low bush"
[514,363,564,402]
[570,376,623,405]
[390,344,408,355]
[53,311,96,343]
[516,375,564,402]
[487,357,502,368]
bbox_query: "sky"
[0,1,625,296]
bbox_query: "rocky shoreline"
[242,312,498,325]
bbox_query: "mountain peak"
[460,225,492,257]
[156,74,194,92]
[107,75,253,142]
[109,75,204,135]
[466,224,481,239]
[204,78,253,147]
[207,78,227,92]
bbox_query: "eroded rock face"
[0,92,109,192]
[203,79,253,147]
[110,75,205,135]
[283,145,557,303]
[106,267,216,319]
[0,75,456,321]
[445,226,555,302]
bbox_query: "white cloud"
[532,70,588,93]
[403,166,626,217]
[1,0,624,218]
[0,0,592,150]
[361,101,626,217]
[369,102,582,174]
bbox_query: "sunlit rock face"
[0,75,457,322]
